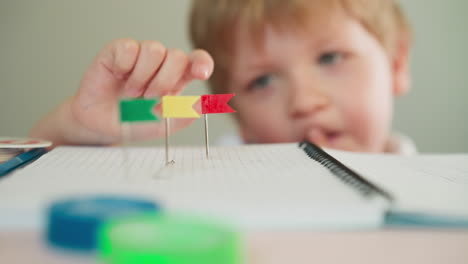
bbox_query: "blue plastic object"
[0,148,47,177]
[46,196,159,251]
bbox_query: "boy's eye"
[318,52,343,66]
[248,74,273,91]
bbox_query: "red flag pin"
[201,94,235,114]
[200,94,236,158]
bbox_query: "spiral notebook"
[0,141,467,229]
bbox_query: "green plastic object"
[119,98,160,123]
[98,214,241,264]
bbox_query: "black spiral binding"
[299,141,393,201]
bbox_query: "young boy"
[31,0,416,154]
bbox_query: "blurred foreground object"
[99,214,242,264]
[46,196,159,251]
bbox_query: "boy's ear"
[392,36,411,96]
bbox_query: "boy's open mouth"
[325,131,342,143]
[304,127,343,147]
[320,132,342,149]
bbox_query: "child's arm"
[30,39,214,147]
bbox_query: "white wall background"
[1,0,467,153]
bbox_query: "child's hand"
[73,39,213,142]
[31,39,214,146]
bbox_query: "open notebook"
[0,142,467,230]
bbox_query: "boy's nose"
[288,77,329,118]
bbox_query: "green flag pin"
[119,98,160,123]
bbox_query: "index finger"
[169,49,214,96]
[188,49,214,80]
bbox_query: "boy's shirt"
[217,132,417,155]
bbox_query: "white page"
[0,144,386,230]
[328,150,468,218]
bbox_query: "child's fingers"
[77,39,139,106]
[188,49,214,80]
[123,40,167,97]
[99,39,140,80]
[144,48,190,98]
[169,49,215,95]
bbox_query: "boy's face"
[226,11,407,152]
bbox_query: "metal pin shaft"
[121,123,130,178]
[165,118,170,165]
[204,114,210,158]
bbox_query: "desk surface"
[1,229,468,264]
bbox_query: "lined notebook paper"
[0,144,387,230]
[328,150,468,219]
